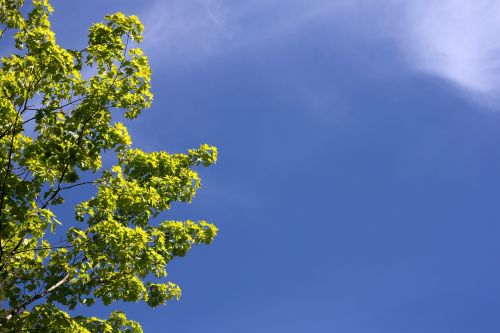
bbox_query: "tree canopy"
[0,1,218,331]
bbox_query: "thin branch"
[10,235,95,256]
[24,95,87,113]
[5,272,71,321]
[0,73,44,225]
[0,103,23,255]
[20,115,36,126]
[3,329,53,332]
[59,180,99,191]
[41,34,131,209]
[0,111,22,218]
[0,95,87,143]
[40,180,100,208]
[0,230,31,271]
[11,244,75,255]
[3,228,31,247]
[0,71,45,248]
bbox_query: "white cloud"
[140,0,233,67]
[396,0,500,101]
[140,0,500,105]
[139,0,351,67]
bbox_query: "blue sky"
[48,1,500,332]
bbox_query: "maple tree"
[0,1,218,331]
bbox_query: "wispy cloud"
[140,1,500,105]
[394,1,500,102]
[140,0,233,67]
[139,0,351,67]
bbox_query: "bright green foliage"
[0,1,218,331]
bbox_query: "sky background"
[46,1,500,332]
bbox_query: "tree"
[0,1,218,331]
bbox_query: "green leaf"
[0,1,218,331]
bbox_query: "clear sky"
[49,1,500,332]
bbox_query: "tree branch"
[0,103,23,259]
[5,272,71,321]
[41,34,131,209]
[0,230,31,272]
[0,73,44,227]
[59,180,100,191]
[0,94,87,142]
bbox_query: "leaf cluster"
[0,1,218,331]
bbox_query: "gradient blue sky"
[49,1,500,332]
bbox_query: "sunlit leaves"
[0,1,218,332]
